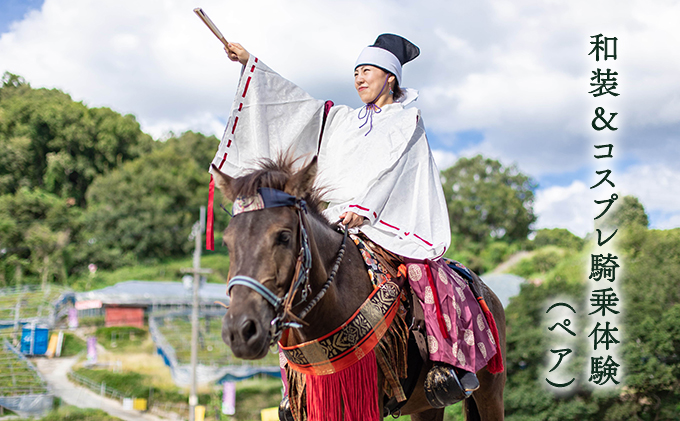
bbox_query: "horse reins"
[226,187,349,346]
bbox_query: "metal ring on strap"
[227,276,283,310]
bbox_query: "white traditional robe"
[210,55,451,260]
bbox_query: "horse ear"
[212,164,236,202]
[286,156,318,198]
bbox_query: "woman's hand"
[339,211,366,229]
[224,42,250,65]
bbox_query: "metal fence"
[0,339,53,416]
[0,393,54,415]
[2,339,50,388]
[0,285,74,329]
[67,370,128,403]
[148,310,280,386]
[148,400,190,420]
[68,370,191,419]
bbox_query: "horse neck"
[292,214,373,343]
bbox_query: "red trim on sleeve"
[218,153,228,169]
[379,220,400,231]
[349,204,370,212]
[231,117,239,134]
[250,65,255,72]
[238,103,243,111]
[242,76,252,97]
[414,234,433,246]
[254,57,258,63]
[373,212,377,219]
[226,139,232,148]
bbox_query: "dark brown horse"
[212,156,506,420]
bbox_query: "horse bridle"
[226,187,348,345]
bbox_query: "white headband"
[355,46,403,85]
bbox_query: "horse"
[212,156,506,421]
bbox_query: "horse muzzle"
[221,279,277,359]
[222,308,272,359]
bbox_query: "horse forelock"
[231,154,328,220]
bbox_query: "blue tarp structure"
[216,365,281,383]
[20,326,49,355]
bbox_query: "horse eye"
[276,231,291,246]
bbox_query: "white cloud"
[534,181,593,237]
[655,214,680,230]
[0,0,390,137]
[617,164,680,229]
[1,0,679,226]
[431,149,458,171]
[533,163,680,235]
[618,164,680,213]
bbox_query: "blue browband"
[258,187,298,209]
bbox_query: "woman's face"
[354,65,394,104]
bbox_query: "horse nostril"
[241,319,259,343]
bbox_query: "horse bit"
[226,187,348,345]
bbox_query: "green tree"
[0,75,153,205]
[533,228,584,250]
[600,195,649,229]
[503,198,680,419]
[0,188,79,285]
[441,155,537,245]
[79,132,218,269]
[1,72,27,90]
[617,226,680,418]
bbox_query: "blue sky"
[1,0,679,236]
[0,0,43,34]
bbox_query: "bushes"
[504,227,680,419]
[533,228,584,251]
[72,367,207,404]
[40,406,121,421]
[60,332,86,357]
[510,246,569,279]
[95,326,147,351]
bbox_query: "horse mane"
[231,154,330,222]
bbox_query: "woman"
[211,34,497,408]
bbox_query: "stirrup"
[424,363,479,408]
[278,395,294,421]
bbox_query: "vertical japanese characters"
[587,33,621,387]
[544,33,623,391]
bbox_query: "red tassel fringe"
[306,349,380,421]
[206,175,215,251]
[482,305,504,374]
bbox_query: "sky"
[1,0,679,237]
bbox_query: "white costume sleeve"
[210,55,451,260]
[209,55,325,177]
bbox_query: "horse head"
[212,156,347,359]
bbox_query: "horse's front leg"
[410,408,445,421]
[465,366,505,420]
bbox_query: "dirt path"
[490,251,531,274]
[34,357,166,421]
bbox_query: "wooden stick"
[193,8,229,48]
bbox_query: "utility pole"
[182,206,212,421]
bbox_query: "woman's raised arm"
[224,42,250,65]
